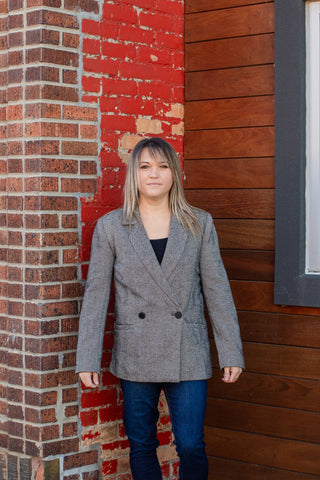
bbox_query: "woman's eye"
[160,164,169,168]
[140,165,149,169]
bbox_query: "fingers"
[79,371,100,389]
[222,366,242,383]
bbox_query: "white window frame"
[306,0,320,273]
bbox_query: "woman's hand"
[79,371,100,389]
[222,366,242,383]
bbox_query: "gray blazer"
[76,208,244,382]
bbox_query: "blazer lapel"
[161,214,188,279]
[126,212,186,308]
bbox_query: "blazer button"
[175,311,182,319]
[138,312,146,319]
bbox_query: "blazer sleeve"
[76,217,115,374]
[200,213,245,369]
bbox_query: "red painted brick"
[101,41,136,61]
[101,114,136,132]
[102,3,138,24]
[82,76,101,93]
[79,409,98,427]
[155,31,184,50]
[99,96,119,113]
[137,81,174,102]
[118,96,155,116]
[82,19,100,36]
[81,388,117,409]
[101,459,117,476]
[83,57,118,76]
[140,10,176,32]
[137,45,173,65]
[155,0,184,15]
[118,23,154,44]
[99,404,122,423]
[83,38,100,55]
[124,0,155,7]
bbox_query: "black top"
[150,238,168,264]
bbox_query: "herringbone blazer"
[76,208,244,382]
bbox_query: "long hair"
[123,137,201,234]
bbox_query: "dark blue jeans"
[120,379,208,480]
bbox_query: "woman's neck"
[139,199,171,240]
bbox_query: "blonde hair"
[123,137,201,234]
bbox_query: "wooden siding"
[184,1,320,479]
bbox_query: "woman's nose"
[149,166,159,177]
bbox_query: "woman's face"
[137,148,173,203]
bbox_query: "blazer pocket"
[114,324,134,331]
[190,322,209,346]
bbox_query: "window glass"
[306,1,320,273]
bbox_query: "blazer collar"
[127,209,188,307]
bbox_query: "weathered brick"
[25,440,40,457]
[8,404,23,420]
[26,0,61,6]
[62,387,78,404]
[7,386,23,402]
[63,105,97,121]
[64,0,99,13]
[63,422,77,438]
[42,85,78,102]
[8,32,22,49]
[26,65,60,83]
[63,70,78,84]
[63,249,78,265]
[61,317,79,333]
[63,32,79,49]
[9,0,23,9]
[42,438,79,457]
[62,351,76,368]
[42,48,79,67]
[61,141,97,156]
[63,474,79,480]
[7,122,22,139]
[64,405,78,418]
[25,85,41,101]
[64,450,98,471]
[83,471,99,480]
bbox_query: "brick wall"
[0,0,184,478]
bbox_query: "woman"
[76,137,244,480]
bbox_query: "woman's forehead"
[139,147,168,163]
